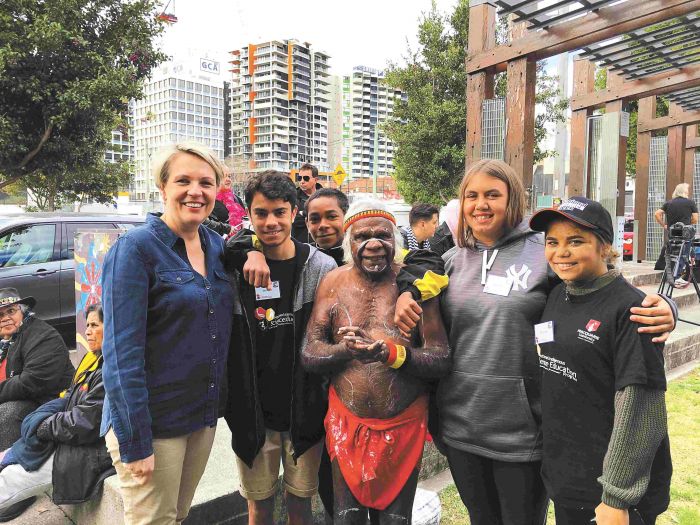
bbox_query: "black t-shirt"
[538,276,671,509]
[662,197,697,226]
[251,257,297,431]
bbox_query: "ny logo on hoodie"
[506,264,532,291]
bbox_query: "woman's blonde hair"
[456,159,526,248]
[152,142,224,189]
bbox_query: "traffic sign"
[331,164,347,186]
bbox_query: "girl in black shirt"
[530,197,672,525]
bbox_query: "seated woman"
[0,288,75,450]
[0,304,114,522]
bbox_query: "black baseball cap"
[529,196,614,244]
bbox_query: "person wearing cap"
[393,159,675,525]
[0,288,74,452]
[530,198,671,525]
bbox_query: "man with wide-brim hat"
[0,287,74,451]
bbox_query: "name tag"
[255,281,281,301]
[483,274,512,297]
[534,321,554,344]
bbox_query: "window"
[0,224,56,267]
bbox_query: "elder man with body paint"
[301,199,451,525]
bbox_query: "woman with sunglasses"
[292,163,323,243]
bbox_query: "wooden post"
[606,72,628,217]
[465,2,496,168]
[667,104,687,198]
[569,58,596,197]
[686,124,698,195]
[504,58,537,189]
[635,97,655,261]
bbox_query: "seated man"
[0,288,74,451]
[302,200,451,524]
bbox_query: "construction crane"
[156,0,178,24]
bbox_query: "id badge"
[483,274,512,297]
[534,321,554,344]
[255,281,281,301]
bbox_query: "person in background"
[101,142,234,525]
[216,164,247,233]
[429,199,460,257]
[291,163,322,243]
[530,198,671,525]
[0,288,74,451]
[394,159,676,525]
[0,304,114,522]
[654,182,698,271]
[400,203,439,251]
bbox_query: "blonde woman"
[101,142,235,524]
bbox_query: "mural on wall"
[74,231,120,360]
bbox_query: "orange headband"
[343,210,397,232]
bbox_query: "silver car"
[0,213,144,344]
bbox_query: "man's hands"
[124,454,155,486]
[394,291,422,336]
[338,326,388,364]
[243,251,272,289]
[631,294,675,343]
[595,503,629,525]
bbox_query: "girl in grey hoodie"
[395,159,676,525]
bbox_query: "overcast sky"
[159,0,459,73]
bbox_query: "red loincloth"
[325,386,428,510]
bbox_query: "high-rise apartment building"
[229,40,331,172]
[340,66,403,179]
[131,55,226,206]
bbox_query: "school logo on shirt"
[578,319,602,344]
[254,307,275,321]
[586,319,601,332]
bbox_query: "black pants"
[0,400,39,450]
[554,504,655,525]
[446,446,548,525]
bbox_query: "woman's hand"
[243,251,272,289]
[394,292,422,336]
[124,454,155,486]
[595,502,629,525]
[630,294,675,343]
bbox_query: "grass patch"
[440,369,700,524]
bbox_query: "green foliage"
[0,0,167,208]
[384,0,568,205]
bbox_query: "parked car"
[0,213,144,344]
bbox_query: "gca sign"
[200,59,220,74]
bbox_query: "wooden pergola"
[466,0,700,207]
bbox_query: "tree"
[0,0,167,207]
[384,0,568,205]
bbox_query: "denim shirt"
[100,214,234,462]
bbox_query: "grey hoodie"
[438,221,554,462]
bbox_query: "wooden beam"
[687,136,700,149]
[569,58,596,197]
[635,97,655,261]
[607,72,628,216]
[571,63,700,111]
[685,125,697,184]
[504,58,536,190]
[637,110,700,133]
[465,3,496,167]
[466,0,700,73]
